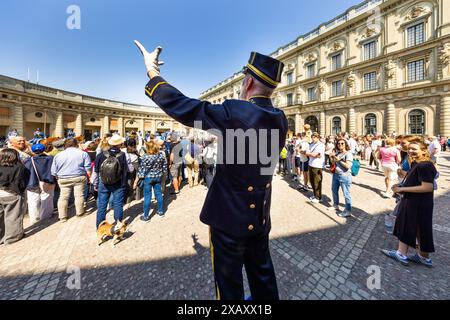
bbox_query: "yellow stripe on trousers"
[209,227,221,300]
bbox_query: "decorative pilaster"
[103,115,110,136]
[139,119,145,133]
[295,112,302,135]
[440,95,450,137]
[319,111,326,136]
[74,113,83,136]
[54,111,64,138]
[117,117,124,137]
[348,107,356,134]
[11,103,24,136]
[151,119,156,133]
[386,102,396,135]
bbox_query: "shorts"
[300,161,309,172]
[295,158,302,168]
[170,163,182,178]
[381,164,398,180]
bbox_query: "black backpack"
[100,152,123,185]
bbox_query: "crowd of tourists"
[0,125,446,268]
[0,129,217,245]
[279,125,443,267]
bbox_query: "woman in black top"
[381,141,437,267]
[0,148,30,245]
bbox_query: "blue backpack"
[351,159,360,176]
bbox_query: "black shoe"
[140,215,151,222]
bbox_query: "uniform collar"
[248,96,273,108]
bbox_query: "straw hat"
[108,135,125,146]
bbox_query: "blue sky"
[0,0,361,106]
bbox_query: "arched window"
[305,116,319,133]
[409,109,425,134]
[364,113,377,135]
[332,117,342,135]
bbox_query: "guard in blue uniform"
[135,41,288,300]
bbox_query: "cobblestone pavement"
[1,154,449,300]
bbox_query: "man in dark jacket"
[135,42,287,300]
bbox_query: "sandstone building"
[0,75,185,139]
[200,0,450,138]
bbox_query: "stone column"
[386,102,396,135]
[118,117,124,137]
[11,103,24,136]
[103,115,110,136]
[319,111,326,136]
[151,119,157,133]
[170,120,174,131]
[441,95,450,137]
[75,113,83,136]
[54,111,64,138]
[348,107,356,134]
[139,118,145,133]
[295,113,302,135]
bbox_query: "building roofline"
[200,0,388,97]
[0,74,162,113]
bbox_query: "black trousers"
[209,227,279,300]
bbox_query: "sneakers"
[140,215,151,222]
[337,210,351,218]
[60,218,68,223]
[292,176,297,182]
[408,253,433,267]
[309,197,320,204]
[381,249,409,266]
[157,211,165,217]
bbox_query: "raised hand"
[134,40,165,79]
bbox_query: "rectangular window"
[332,53,342,71]
[287,93,293,106]
[407,23,424,47]
[407,59,425,82]
[332,80,343,97]
[307,87,317,101]
[364,72,377,91]
[364,41,377,60]
[306,63,316,78]
[287,72,293,85]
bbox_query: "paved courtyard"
[1,154,449,300]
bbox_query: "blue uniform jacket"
[145,76,288,237]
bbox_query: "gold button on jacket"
[248,186,254,192]
[266,183,271,189]
[248,225,254,231]
[250,204,256,209]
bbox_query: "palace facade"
[0,75,185,140]
[200,0,450,138]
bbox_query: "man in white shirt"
[348,133,358,155]
[296,133,310,191]
[305,133,325,203]
[428,136,441,164]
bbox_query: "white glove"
[134,40,165,79]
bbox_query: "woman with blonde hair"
[378,138,401,198]
[134,140,167,221]
[382,141,437,267]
